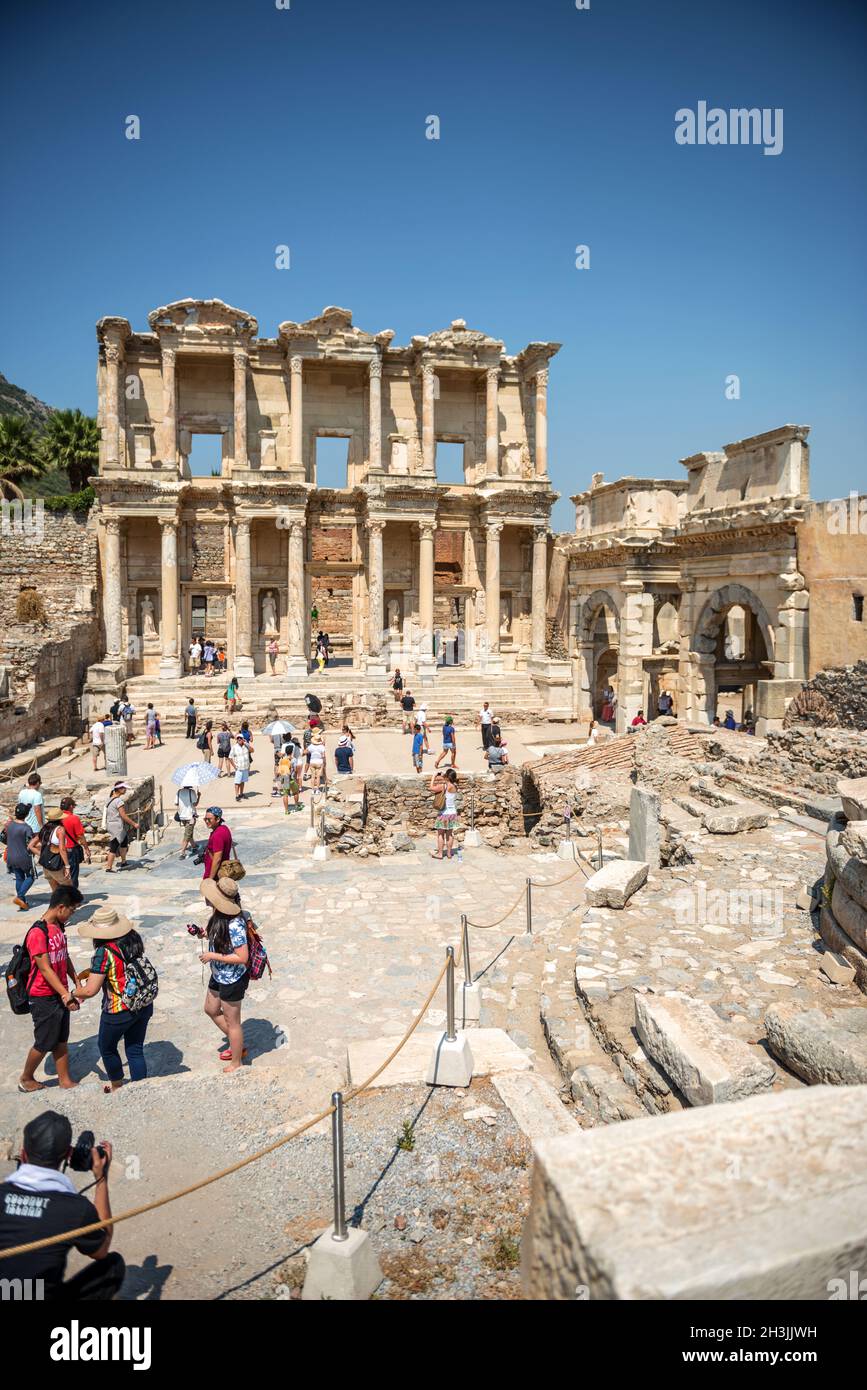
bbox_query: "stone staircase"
[123,669,545,735]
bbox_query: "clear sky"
[2,0,865,528]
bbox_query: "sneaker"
[13,897,28,910]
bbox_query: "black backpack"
[37,823,63,872]
[196,731,209,750]
[4,929,37,1015]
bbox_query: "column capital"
[421,362,436,384]
[104,516,121,537]
[235,516,251,536]
[289,354,303,375]
[158,515,178,532]
[233,347,248,369]
[161,345,176,366]
[104,343,122,366]
[533,524,550,542]
[366,517,386,536]
[486,365,500,385]
[418,520,436,542]
[368,358,383,380]
[536,367,549,388]
[485,519,504,539]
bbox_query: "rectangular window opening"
[854,593,865,623]
[315,437,350,489]
[435,441,466,485]
[188,434,223,478]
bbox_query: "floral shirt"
[210,915,249,985]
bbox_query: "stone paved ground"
[0,726,584,1107]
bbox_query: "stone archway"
[575,590,621,721]
[692,583,775,722]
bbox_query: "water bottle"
[457,847,463,864]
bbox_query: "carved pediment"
[147,298,258,336]
[278,306,394,351]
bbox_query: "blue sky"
[2,0,865,528]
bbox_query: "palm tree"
[0,415,44,499]
[42,408,100,492]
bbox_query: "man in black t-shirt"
[400,689,416,734]
[0,1110,124,1300]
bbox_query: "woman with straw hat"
[75,906,157,1092]
[193,877,250,1073]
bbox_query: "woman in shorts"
[195,877,250,1073]
[429,767,460,860]
[278,739,303,813]
[434,716,458,769]
[308,729,327,793]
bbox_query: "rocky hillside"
[0,372,54,428]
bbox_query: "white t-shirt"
[417,708,427,726]
[176,787,198,822]
[191,643,202,661]
[479,707,493,725]
[308,742,326,765]
[90,721,105,746]
[232,744,251,772]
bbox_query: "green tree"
[42,408,100,492]
[0,414,44,499]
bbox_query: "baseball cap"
[23,1110,73,1167]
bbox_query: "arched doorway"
[693,584,775,724]
[578,590,620,721]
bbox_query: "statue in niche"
[140,594,157,640]
[500,595,512,634]
[261,590,278,636]
[387,598,401,634]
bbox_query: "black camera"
[68,1130,107,1173]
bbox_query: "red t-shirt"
[26,920,70,998]
[204,824,232,878]
[61,813,86,847]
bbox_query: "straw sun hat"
[200,876,242,916]
[79,905,134,940]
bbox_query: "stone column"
[103,722,128,777]
[159,518,182,678]
[289,355,304,477]
[366,519,386,668]
[368,359,382,472]
[421,365,436,475]
[618,579,654,732]
[575,640,596,723]
[485,521,503,665]
[233,349,248,469]
[535,368,549,478]
[160,346,177,469]
[485,366,499,477]
[103,517,123,660]
[104,343,122,467]
[285,518,308,677]
[418,521,436,662]
[531,526,548,655]
[234,518,254,678]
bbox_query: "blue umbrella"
[171,761,221,788]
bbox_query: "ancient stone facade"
[89,299,560,688]
[0,510,100,757]
[554,424,866,734]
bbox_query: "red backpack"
[245,917,271,981]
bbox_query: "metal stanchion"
[470,792,475,833]
[596,826,603,871]
[319,809,326,845]
[330,1092,348,1243]
[525,877,533,935]
[461,914,471,987]
[445,946,457,1042]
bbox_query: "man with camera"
[0,1110,124,1300]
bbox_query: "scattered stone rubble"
[819,776,867,992]
[320,771,525,855]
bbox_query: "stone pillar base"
[283,656,310,680]
[312,842,331,862]
[482,655,504,675]
[425,1032,474,1087]
[364,659,388,679]
[463,828,483,848]
[234,656,255,679]
[159,657,183,680]
[301,1225,383,1302]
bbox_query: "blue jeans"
[12,867,35,901]
[98,1003,153,1083]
